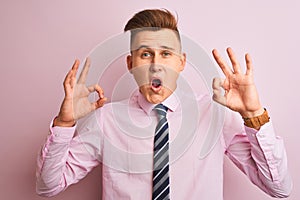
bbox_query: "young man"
[36,9,292,199]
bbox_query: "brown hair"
[124,9,179,32]
[124,9,181,47]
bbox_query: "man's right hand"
[53,58,107,127]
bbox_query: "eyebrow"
[135,45,176,52]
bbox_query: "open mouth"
[151,78,162,92]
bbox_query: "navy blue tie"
[152,104,170,200]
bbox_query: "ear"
[126,55,133,73]
[179,53,186,71]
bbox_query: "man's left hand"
[212,47,264,118]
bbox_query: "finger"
[90,84,107,110]
[94,84,107,109]
[63,70,72,87]
[212,77,225,97]
[212,49,232,77]
[78,57,91,84]
[71,59,80,72]
[93,97,108,110]
[245,53,253,76]
[70,59,80,85]
[64,59,80,93]
[226,47,242,74]
[88,84,105,99]
[212,91,227,107]
[64,60,79,84]
[212,77,227,107]
[212,77,224,90]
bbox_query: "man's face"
[127,29,186,104]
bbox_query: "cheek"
[132,58,150,67]
[166,63,183,74]
[166,59,183,71]
[132,67,150,87]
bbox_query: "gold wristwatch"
[243,108,270,130]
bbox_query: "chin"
[144,92,172,104]
[141,92,162,104]
[141,88,172,104]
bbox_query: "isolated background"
[0,0,299,199]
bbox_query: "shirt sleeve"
[223,110,292,198]
[36,112,102,197]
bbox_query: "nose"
[149,63,163,73]
[149,53,163,73]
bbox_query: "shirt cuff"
[49,118,77,143]
[244,120,275,145]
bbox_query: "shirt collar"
[137,89,181,115]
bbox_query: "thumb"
[212,77,227,107]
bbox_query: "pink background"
[0,0,299,199]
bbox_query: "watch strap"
[243,108,270,130]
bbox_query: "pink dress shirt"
[36,90,292,199]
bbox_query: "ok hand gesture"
[212,47,264,118]
[54,58,107,127]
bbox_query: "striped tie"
[152,104,170,200]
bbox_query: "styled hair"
[124,9,181,48]
[124,9,179,32]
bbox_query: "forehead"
[131,29,181,52]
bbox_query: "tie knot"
[154,104,168,118]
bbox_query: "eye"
[141,52,152,58]
[162,51,172,57]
